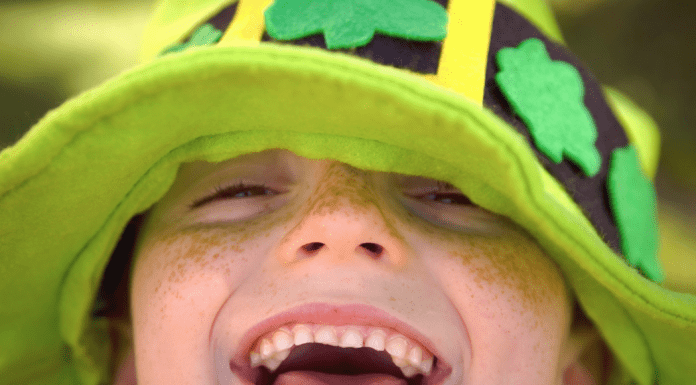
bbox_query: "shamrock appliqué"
[264,0,448,50]
[161,24,223,56]
[496,38,601,177]
[607,145,663,282]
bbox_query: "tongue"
[273,371,407,385]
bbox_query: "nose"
[275,165,411,269]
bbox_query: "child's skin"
[121,149,600,385]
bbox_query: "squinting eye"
[419,192,473,205]
[191,183,277,208]
[409,181,474,206]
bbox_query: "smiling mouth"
[229,304,450,385]
[249,323,436,385]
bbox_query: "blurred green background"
[1,0,694,292]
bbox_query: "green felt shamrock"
[264,0,448,50]
[607,145,663,282]
[161,23,223,55]
[496,38,601,177]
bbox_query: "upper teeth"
[249,323,435,378]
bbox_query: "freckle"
[437,229,566,319]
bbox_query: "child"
[0,0,694,384]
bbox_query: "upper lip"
[229,302,452,385]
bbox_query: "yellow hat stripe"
[219,0,273,45]
[431,0,496,105]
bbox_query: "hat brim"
[1,43,694,385]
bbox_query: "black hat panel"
[484,3,630,253]
[260,31,443,74]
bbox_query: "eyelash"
[190,182,276,208]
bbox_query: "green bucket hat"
[1,0,694,384]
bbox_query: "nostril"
[359,242,384,259]
[301,242,325,253]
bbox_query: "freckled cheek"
[429,233,570,339]
[425,234,571,377]
[130,233,268,346]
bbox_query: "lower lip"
[228,302,451,385]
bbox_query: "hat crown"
[142,0,565,56]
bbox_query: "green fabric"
[161,23,223,55]
[496,38,601,177]
[1,45,695,385]
[264,0,448,49]
[608,145,662,282]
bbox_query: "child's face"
[130,149,578,385]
